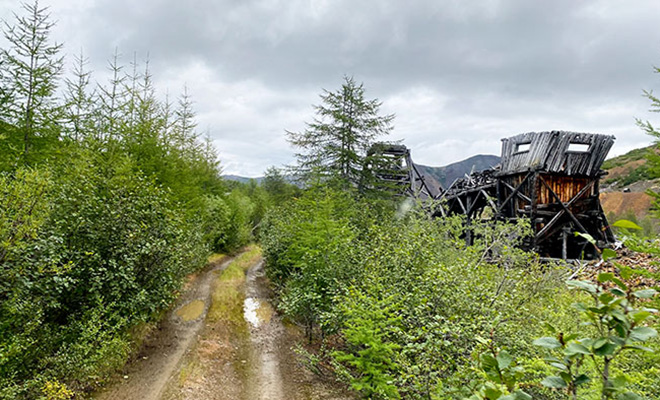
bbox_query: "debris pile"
[580,248,660,289]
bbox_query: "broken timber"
[371,131,616,260]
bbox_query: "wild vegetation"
[2,2,660,399]
[260,73,660,399]
[0,2,297,398]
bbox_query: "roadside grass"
[208,253,227,265]
[177,358,203,387]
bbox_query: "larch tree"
[287,76,394,187]
[173,85,199,158]
[62,49,94,142]
[96,49,126,145]
[1,0,63,163]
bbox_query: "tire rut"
[92,256,235,400]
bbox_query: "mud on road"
[95,248,353,400]
[162,249,353,400]
[93,255,233,400]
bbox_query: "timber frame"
[437,131,616,259]
[372,131,617,260]
[364,143,434,199]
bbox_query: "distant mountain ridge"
[416,154,501,192]
[223,175,264,184]
[223,154,502,191]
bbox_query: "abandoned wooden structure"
[372,131,616,259]
[438,131,616,259]
[365,143,434,199]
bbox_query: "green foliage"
[261,186,362,339]
[333,291,402,399]
[534,274,657,399]
[257,62,660,400]
[262,166,299,204]
[0,2,259,396]
[200,194,231,253]
[0,151,214,397]
[463,337,531,400]
[0,0,64,165]
[261,190,569,399]
[223,189,256,252]
[637,66,660,219]
[0,168,51,270]
[602,147,654,171]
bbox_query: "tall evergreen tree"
[173,85,199,157]
[263,166,295,203]
[287,76,394,187]
[1,0,63,163]
[96,49,126,145]
[126,56,163,166]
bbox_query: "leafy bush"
[0,153,211,398]
[261,189,571,399]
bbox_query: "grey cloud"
[2,0,660,175]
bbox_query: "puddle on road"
[176,300,205,322]
[243,297,274,328]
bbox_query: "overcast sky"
[2,0,660,176]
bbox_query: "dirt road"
[93,256,233,400]
[95,249,353,400]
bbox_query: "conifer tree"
[287,76,394,187]
[172,85,200,165]
[160,91,175,152]
[263,166,294,203]
[96,49,126,144]
[126,56,163,166]
[62,49,94,142]
[1,0,63,162]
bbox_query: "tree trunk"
[602,357,610,400]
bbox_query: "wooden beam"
[497,171,533,214]
[502,181,532,203]
[537,176,592,235]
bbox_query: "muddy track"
[162,254,354,400]
[243,260,286,399]
[94,252,353,400]
[93,256,234,400]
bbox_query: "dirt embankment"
[600,191,654,219]
[605,158,647,182]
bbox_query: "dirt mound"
[600,192,653,219]
[581,247,659,290]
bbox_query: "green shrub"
[261,189,572,399]
[0,154,210,398]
